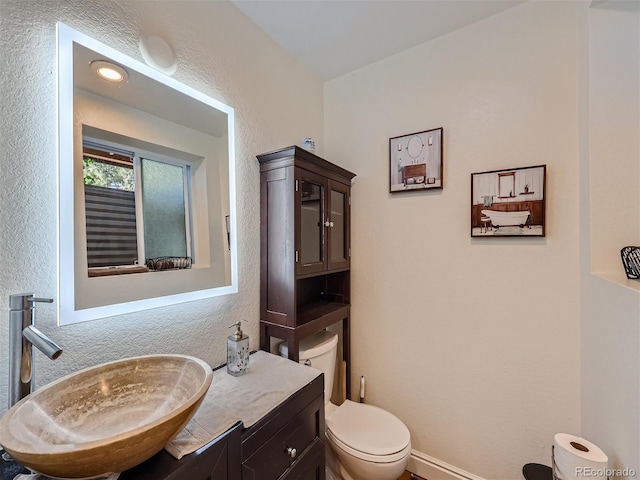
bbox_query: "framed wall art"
[471,165,546,237]
[389,127,443,193]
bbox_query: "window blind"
[84,184,138,268]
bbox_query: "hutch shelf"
[258,146,355,397]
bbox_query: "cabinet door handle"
[329,222,334,227]
[286,446,297,459]
[324,220,331,227]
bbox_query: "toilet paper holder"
[552,445,610,480]
[551,445,561,480]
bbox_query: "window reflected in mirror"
[83,138,196,277]
[83,144,138,271]
[140,158,190,262]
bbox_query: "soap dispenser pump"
[227,321,249,376]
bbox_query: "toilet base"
[337,462,356,480]
[326,438,411,480]
[325,464,342,480]
[326,446,356,480]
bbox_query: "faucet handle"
[9,294,53,310]
[29,297,54,304]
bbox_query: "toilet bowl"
[326,399,411,480]
[279,331,411,480]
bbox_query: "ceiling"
[231,0,526,81]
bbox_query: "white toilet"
[280,330,411,480]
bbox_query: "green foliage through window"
[83,157,135,191]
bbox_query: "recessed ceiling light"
[90,60,129,83]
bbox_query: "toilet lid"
[326,400,410,457]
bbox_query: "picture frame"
[471,165,546,237]
[389,127,443,193]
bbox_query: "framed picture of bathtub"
[471,165,546,237]
[389,127,443,193]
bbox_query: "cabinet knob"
[329,222,334,227]
[286,446,297,459]
[324,220,331,227]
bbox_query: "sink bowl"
[0,354,212,479]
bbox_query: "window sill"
[88,265,150,277]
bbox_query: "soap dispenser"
[227,321,249,376]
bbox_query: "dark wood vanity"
[241,374,325,480]
[119,422,242,480]
[257,146,355,397]
[120,374,325,480]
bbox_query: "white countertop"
[166,350,322,459]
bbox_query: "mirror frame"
[57,22,237,325]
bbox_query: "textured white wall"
[0,0,323,413]
[588,2,640,276]
[324,3,582,478]
[580,2,640,478]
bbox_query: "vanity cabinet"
[258,146,355,396]
[241,374,325,480]
[120,421,242,480]
[118,375,324,480]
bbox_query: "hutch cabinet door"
[296,169,327,276]
[326,180,350,271]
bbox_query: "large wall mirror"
[57,23,237,325]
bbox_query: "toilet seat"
[327,428,412,464]
[326,400,411,463]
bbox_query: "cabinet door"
[119,422,242,480]
[327,180,349,271]
[297,169,326,276]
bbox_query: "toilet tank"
[279,330,338,401]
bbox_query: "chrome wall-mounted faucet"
[8,293,63,409]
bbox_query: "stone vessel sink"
[0,354,212,479]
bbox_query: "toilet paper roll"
[554,433,608,480]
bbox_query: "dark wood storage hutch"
[257,146,355,397]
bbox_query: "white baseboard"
[407,449,486,480]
